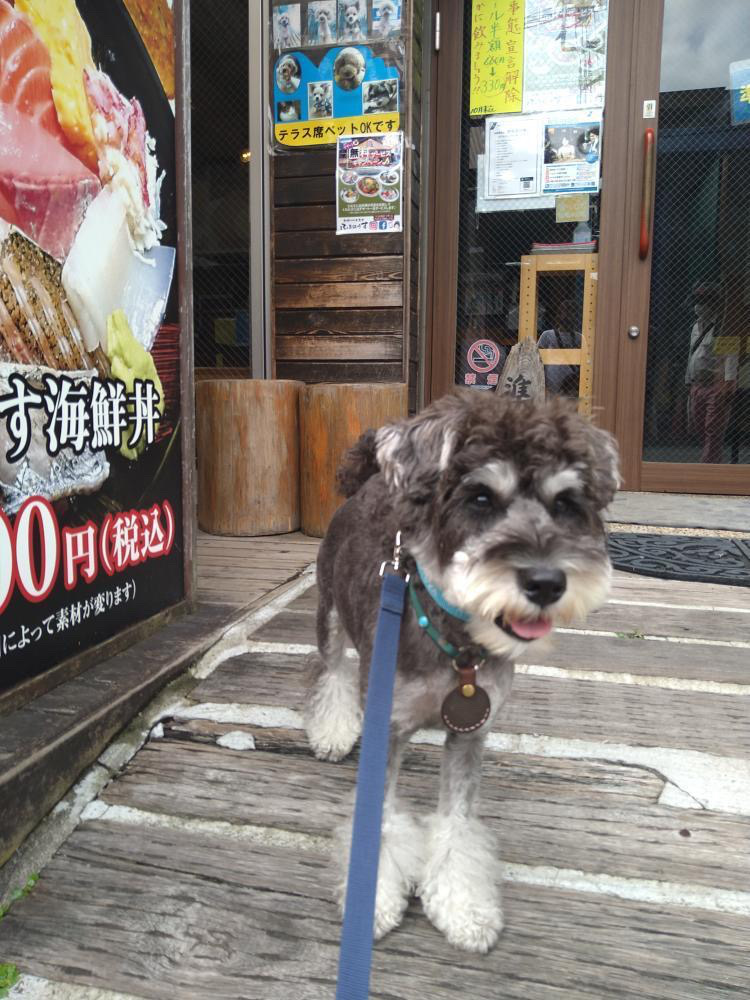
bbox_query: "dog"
[305,391,619,953]
[334,47,366,90]
[374,0,398,37]
[312,2,336,43]
[274,10,300,48]
[363,79,397,114]
[308,82,333,118]
[276,56,301,94]
[340,2,365,41]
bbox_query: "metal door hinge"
[435,11,440,51]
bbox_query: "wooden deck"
[196,530,319,607]
[1,553,749,998]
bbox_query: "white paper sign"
[485,117,541,199]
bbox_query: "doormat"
[608,533,750,588]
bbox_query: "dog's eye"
[552,492,581,518]
[467,491,494,512]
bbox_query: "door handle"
[627,326,640,340]
[639,128,655,260]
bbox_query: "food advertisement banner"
[272,1,402,148]
[0,0,183,693]
[336,132,403,234]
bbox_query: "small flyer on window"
[542,118,601,193]
[336,131,403,234]
[485,116,540,198]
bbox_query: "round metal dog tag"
[441,684,491,734]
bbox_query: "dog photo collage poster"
[272,1,403,147]
[336,132,403,234]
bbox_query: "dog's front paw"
[305,668,362,762]
[419,816,504,953]
[334,811,425,941]
[373,811,425,939]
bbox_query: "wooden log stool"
[300,383,408,537]
[196,379,303,535]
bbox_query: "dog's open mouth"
[496,616,553,642]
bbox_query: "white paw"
[419,816,504,953]
[305,671,362,762]
[334,811,425,940]
[373,812,425,939]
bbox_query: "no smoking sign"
[467,339,502,374]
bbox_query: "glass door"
[611,0,750,492]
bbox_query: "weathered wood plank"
[254,600,749,645]
[275,175,334,206]
[610,570,750,610]
[190,649,750,757]
[0,602,239,865]
[276,256,403,283]
[276,335,403,361]
[274,151,333,178]
[100,721,750,892]
[277,586,750,684]
[275,307,404,336]
[275,231,403,258]
[274,204,336,231]
[275,281,403,309]
[276,361,404,384]
[1,822,748,1000]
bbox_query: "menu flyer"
[336,132,403,234]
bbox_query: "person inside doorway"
[684,282,738,464]
[538,299,581,397]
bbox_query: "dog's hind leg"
[420,732,504,953]
[305,603,362,762]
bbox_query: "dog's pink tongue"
[508,619,552,640]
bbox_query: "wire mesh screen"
[642,0,750,465]
[454,2,604,396]
[190,2,251,372]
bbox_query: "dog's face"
[344,4,360,27]
[376,392,619,659]
[317,7,333,26]
[310,84,330,111]
[278,12,290,30]
[365,81,396,109]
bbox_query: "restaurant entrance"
[426,0,750,494]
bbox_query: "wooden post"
[300,383,408,537]
[196,379,303,536]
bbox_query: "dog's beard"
[414,544,612,659]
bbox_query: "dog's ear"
[375,396,464,502]
[583,423,621,510]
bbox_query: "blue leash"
[335,540,408,1000]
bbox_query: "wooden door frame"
[423,0,463,404]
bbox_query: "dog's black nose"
[518,568,566,607]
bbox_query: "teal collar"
[409,581,460,659]
[416,562,471,622]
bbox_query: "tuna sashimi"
[0,0,67,143]
[0,101,101,260]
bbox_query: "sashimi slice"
[0,0,68,143]
[62,186,175,354]
[0,101,101,259]
[14,0,98,170]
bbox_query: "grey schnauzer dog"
[305,390,619,953]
